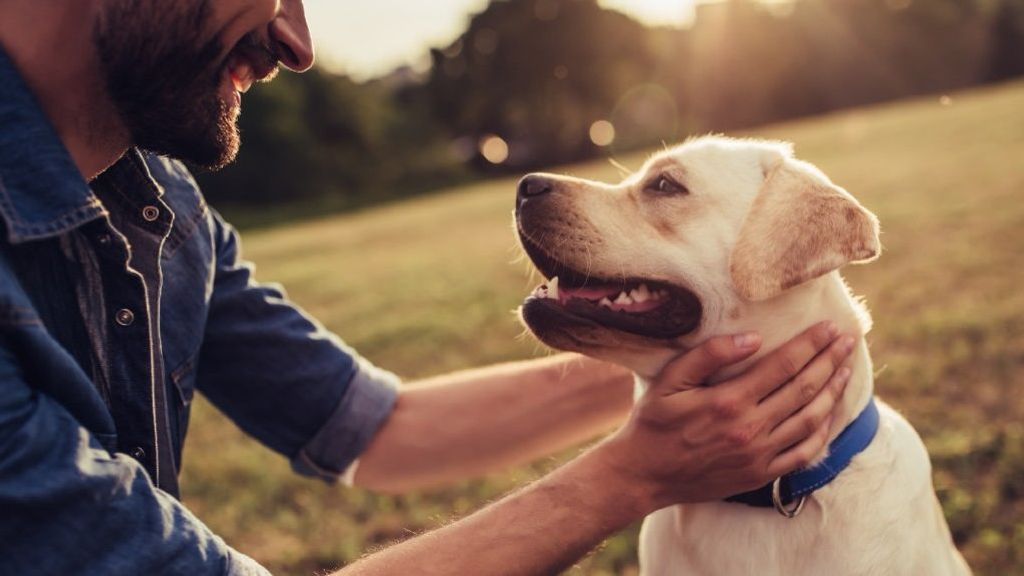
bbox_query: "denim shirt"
[0,50,399,575]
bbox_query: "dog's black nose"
[517,174,554,199]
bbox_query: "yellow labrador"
[514,137,970,575]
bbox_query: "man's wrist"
[577,440,661,521]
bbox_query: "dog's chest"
[636,405,965,576]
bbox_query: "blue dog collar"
[725,398,880,517]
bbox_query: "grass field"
[182,81,1024,575]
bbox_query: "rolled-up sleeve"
[0,341,272,576]
[196,211,399,482]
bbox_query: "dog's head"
[515,136,880,376]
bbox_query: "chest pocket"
[158,188,213,368]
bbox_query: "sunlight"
[305,0,703,79]
[598,0,697,28]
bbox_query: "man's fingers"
[766,366,851,450]
[733,321,840,401]
[765,413,834,479]
[652,332,762,395]
[759,335,856,428]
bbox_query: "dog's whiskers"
[583,242,595,287]
[609,157,633,179]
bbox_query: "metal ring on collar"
[771,477,807,518]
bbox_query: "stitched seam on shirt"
[163,197,209,257]
[0,193,106,242]
[0,173,107,239]
[170,354,197,405]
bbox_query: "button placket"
[87,153,178,494]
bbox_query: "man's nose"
[270,0,315,72]
[517,174,555,200]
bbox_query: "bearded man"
[0,1,854,574]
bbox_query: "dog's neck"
[637,272,875,456]
[725,273,874,450]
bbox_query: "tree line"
[196,0,1024,221]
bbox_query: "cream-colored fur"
[516,137,971,575]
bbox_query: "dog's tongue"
[543,277,620,301]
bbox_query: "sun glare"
[598,0,697,28]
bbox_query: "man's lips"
[224,36,279,95]
[226,54,255,94]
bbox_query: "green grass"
[180,81,1024,575]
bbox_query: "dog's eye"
[646,175,688,196]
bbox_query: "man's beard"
[93,1,240,170]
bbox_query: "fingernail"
[824,321,839,338]
[734,332,761,349]
[836,367,852,383]
[840,336,856,354]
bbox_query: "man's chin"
[136,107,240,170]
[191,136,240,171]
[198,121,241,170]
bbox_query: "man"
[0,1,855,574]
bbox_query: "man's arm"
[335,323,853,575]
[0,336,269,576]
[195,211,401,483]
[353,354,634,493]
[344,445,646,576]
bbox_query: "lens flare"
[589,120,616,147]
[480,135,510,164]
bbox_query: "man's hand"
[600,321,855,511]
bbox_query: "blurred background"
[180,0,1024,574]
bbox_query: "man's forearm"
[334,444,648,576]
[354,354,634,493]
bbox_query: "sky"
[303,0,699,80]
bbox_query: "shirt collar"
[0,47,107,244]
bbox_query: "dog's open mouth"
[519,234,702,339]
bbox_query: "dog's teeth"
[615,292,633,305]
[548,276,559,299]
[632,285,651,303]
[600,297,613,308]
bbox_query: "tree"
[989,0,1024,81]
[427,0,665,168]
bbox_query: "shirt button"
[97,233,112,246]
[114,308,135,326]
[129,447,146,460]
[142,206,160,222]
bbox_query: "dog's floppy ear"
[729,154,880,302]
